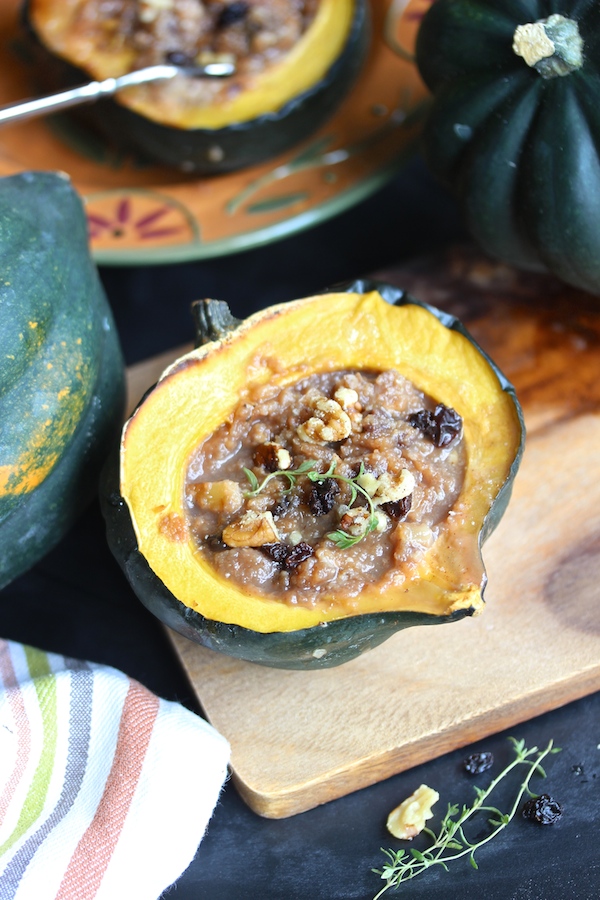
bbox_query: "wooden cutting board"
[125,245,600,819]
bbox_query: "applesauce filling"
[70,0,319,107]
[185,369,465,609]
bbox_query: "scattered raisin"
[381,494,412,521]
[307,478,339,515]
[408,405,462,447]
[260,542,290,565]
[271,495,291,517]
[261,541,314,570]
[253,442,290,472]
[522,794,563,825]
[165,51,194,67]
[217,2,249,28]
[463,751,494,775]
[285,541,315,569]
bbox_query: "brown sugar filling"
[71,0,319,107]
[184,369,465,609]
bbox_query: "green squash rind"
[24,0,369,175]
[100,279,525,670]
[0,171,126,588]
[101,446,472,670]
[415,0,600,295]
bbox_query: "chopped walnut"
[386,784,440,840]
[190,480,244,516]
[333,387,359,407]
[222,510,280,547]
[297,397,352,444]
[339,506,386,536]
[253,441,291,472]
[333,386,363,429]
[357,468,415,506]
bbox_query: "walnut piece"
[339,505,386,536]
[297,397,352,444]
[386,784,440,840]
[253,441,292,472]
[222,510,280,547]
[191,479,243,516]
[357,468,416,506]
[333,386,359,408]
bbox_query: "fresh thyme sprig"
[242,459,379,548]
[315,460,379,548]
[372,737,561,897]
[242,459,317,496]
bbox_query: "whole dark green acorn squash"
[100,280,524,670]
[415,0,600,295]
[25,0,368,174]
[0,171,125,589]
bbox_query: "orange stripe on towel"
[55,680,159,900]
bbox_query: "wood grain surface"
[126,245,600,818]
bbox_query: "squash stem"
[191,298,243,347]
[512,14,583,78]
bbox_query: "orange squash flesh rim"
[29,0,355,129]
[120,291,522,634]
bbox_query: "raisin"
[253,442,291,472]
[284,542,314,570]
[261,542,290,565]
[308,478,339,515]
[261,541,314,570]
[381,494,412,521]
[217,2,249,28]
[271,495,291,517]
[463,751,494,775]
[522,794,563,825]
[165,51,194,67]
[408,405,462,447]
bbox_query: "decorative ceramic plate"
[0,0,432,265]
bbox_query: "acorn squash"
[0,171,125,589]
[100,281,524,669]
[415,0,600,295]
[25,0,368,173]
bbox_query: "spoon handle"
[0,61,235,127]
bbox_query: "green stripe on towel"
[0,647,57,856]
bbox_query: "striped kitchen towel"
[0,639,230,900]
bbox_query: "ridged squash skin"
[25,0,369,174]
[100,280,524,670]
[0,171,125,588]
[415,0,600,295]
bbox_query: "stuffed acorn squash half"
[25,0,368,173]
[101,281,524,670]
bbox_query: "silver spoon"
[0,59,236,128]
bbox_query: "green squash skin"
[100,279,525,671]
[0,172,126,589]
[101,451,472,670]
[415,0,600,295]
[23,1,369,175]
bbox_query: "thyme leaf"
[242,460,319,498]
[242,459,379,546]
[372,737,561,897]
[327,515,379,549]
